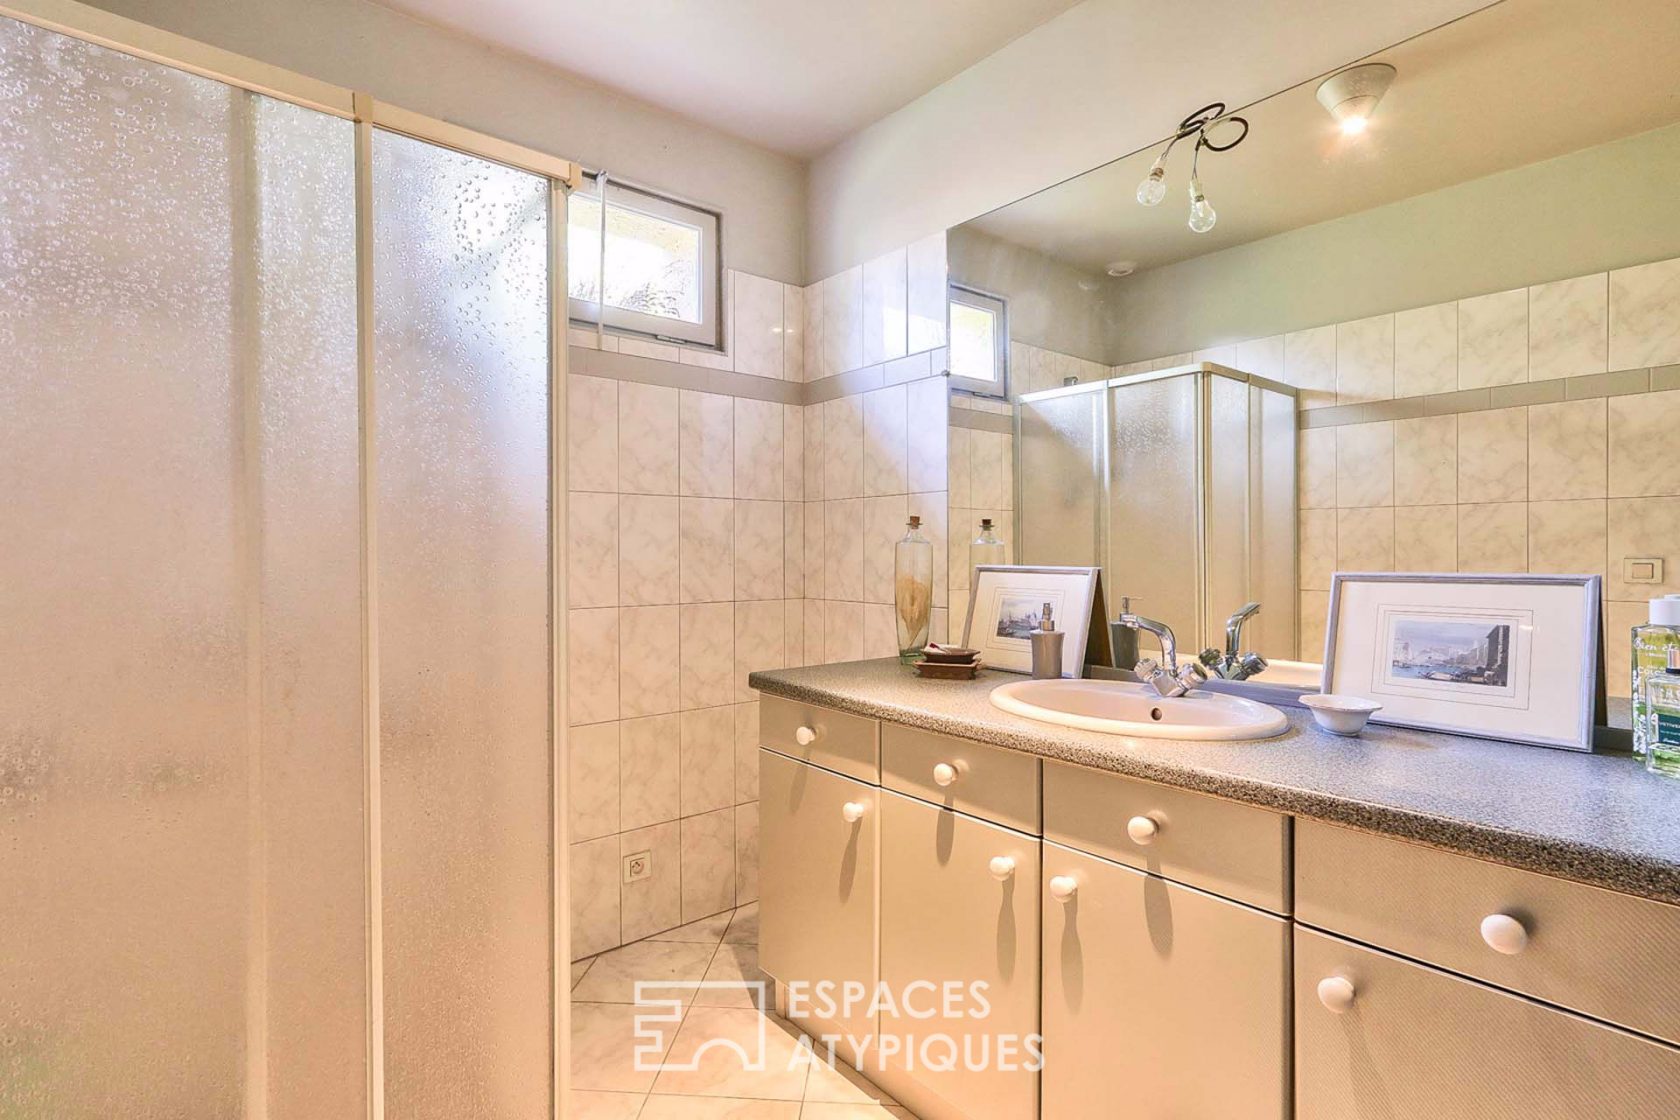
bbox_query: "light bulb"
[1136,161,1167,207]
[1340,114,1369,136]
[1187,175,1216,233]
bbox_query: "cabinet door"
[758,749,877,1047]
[1296,927,1680,1119]
[1041,842,1289,1120]
[878,791,1040,1120]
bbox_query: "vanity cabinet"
[1295,927,1680,1118]
[1040,841,1290,1119]
[758,747,879,1050]
[877,789,1041,1120]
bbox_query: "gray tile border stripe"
[1490,379,1567,409]
[569,345,803,404]
[1292,368,1674,429]
[1566,367,1650,401]
[950,407,1013,433]
[1652,365,1680,393]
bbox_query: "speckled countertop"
[748,659,1680,906]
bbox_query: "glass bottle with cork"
[895,516,933,663]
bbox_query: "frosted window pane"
[569,191,702,323]
[949,300,998,382]
[0,17,362,1119]
[373,129,553,1120]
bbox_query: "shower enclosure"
[1016,363,1299,660]
[0,6,574,1117]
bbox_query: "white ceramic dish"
[1299,693,1383,736]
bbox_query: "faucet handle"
[1197,647,1224,670]
[1175,661,1209,691]
[1236,653,1268,678]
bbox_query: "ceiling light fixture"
[1135,102,1249,235]
[1316,62,1396,136]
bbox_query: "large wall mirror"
[945,0,1680,688]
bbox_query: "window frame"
[567,175,722,349]
[946,282,1010,398]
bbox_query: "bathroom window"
[568,176,721,348]
[948,283,1009,397]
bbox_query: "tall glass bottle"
[896,516,934,663]
[970,517,1006,582]
[1633,595,1680,756]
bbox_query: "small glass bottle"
[1632,595,1680,756]
[970,518,1006,580]
[1644,649,1680,777]
[895,516,933,663]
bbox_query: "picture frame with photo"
[962,565,1101,676]
[1322,572,1603,751]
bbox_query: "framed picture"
[1323,572,1602,751]
[962,565,1100,676]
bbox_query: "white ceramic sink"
[990,678,1289,741]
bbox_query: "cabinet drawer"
[1296,819,1680,1045]
[881,721,1041,833]
[877,790,1040,1120]
[760,694,879,783]
[1041,843,1288,1120]
[1296,927,1680,1119]
[1043,760,1289,912]
[758,750,877,1048]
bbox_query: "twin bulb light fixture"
[1135,102,1249,234]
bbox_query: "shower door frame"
[0,0,582,1114]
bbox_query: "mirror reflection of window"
[948,283,1009,397]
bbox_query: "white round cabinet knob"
[989,856,1016,881]
[841,801,866,824]
[794,725,818,746]
[1317,976,1357,1014]
[932,762,960,787]
[1480,913,1530,955]
[1127,815,1160,844]
[1048,875,1079,902]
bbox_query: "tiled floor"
[570,903,915,1119]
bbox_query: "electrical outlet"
[623,850,653,884]
[1625,557,1665,584]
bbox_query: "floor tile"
[638,1096,800,1118]
[573,1002,681,1094]
[651,911,734,944]
[694,943,771,1008]
[651,1007,812,1100]
[570,1089,647,1119]
[573,956,596,989]
[723,904,758,945]
[573,939,719,1004]
[802,1060,900,1107]
[798,1105,917,1119]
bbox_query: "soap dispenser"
[1030,601,1065,679]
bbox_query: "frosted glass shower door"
[371,130,554,1120]
[0,18,365,1119]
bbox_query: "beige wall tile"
[863,384,909,496]
[620,821,682,943]
[907,377,949,493]
[1528,399,1606,501]
[618,382,679,495]
[802,403,825,501]
[782,285,805,383]
[1394,301,1457,397]
[970,429,1009,509]
[570,374,619,493]
[1607,600,1646,697]
[1394,415,1457,506]
[802,501,825,600]
[679,602,734,709]
[678,390,734,498]
[569,837,621,958]
[680,805,738,923]
[619,713,680,831]
[680,706,735,817]
[907,231,948,354]
[1608,388,1680,498]
[1334,422,1394,508]
[731,271,784,380]
[1457,288,1528,388]
[732,702,760,804]
[913,492,950,609]
[823,600,864,662]
[1284,325,1336,409]
[782,404,804,501]
[732,397,784,501]
[733,499,784,601]
[1299,590,1330,663]
[1337,507,1395,570]
[733,600,784,702]
[1457,406,1528,503]
[1235,334,1285,380]
[802,597,825,664]
[782,598,804,668]
[1299,427,1337,509]
[1457,502,1527,571]
[947,425,973,509]
[1299,508,1337,591]
[823,497,865,601]
[782,503,805,599]
[822,395,864,500]
[619,605,680,718]
[802,280,825,382]
[1335,313,1394,404]
[735,803,760,905]
[1529,274,1607,382]
[823,265,864,377]
[1393,505,1457,572]
[862,602,898,659]
[568,607,620,725]
[678,497,734,603]
[569,722,619,843]
[863,494,908,605]
[620,494,679,606]
[1609,257,1680,371]
[1528,499,1607,576]
[569,491,620,608]
[1608,496,1680,598]
[862,247,908,367]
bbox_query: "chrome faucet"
[1197,601,1270,681]
[1116,612,1208,697]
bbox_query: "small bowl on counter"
[1300,693,1383,737]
